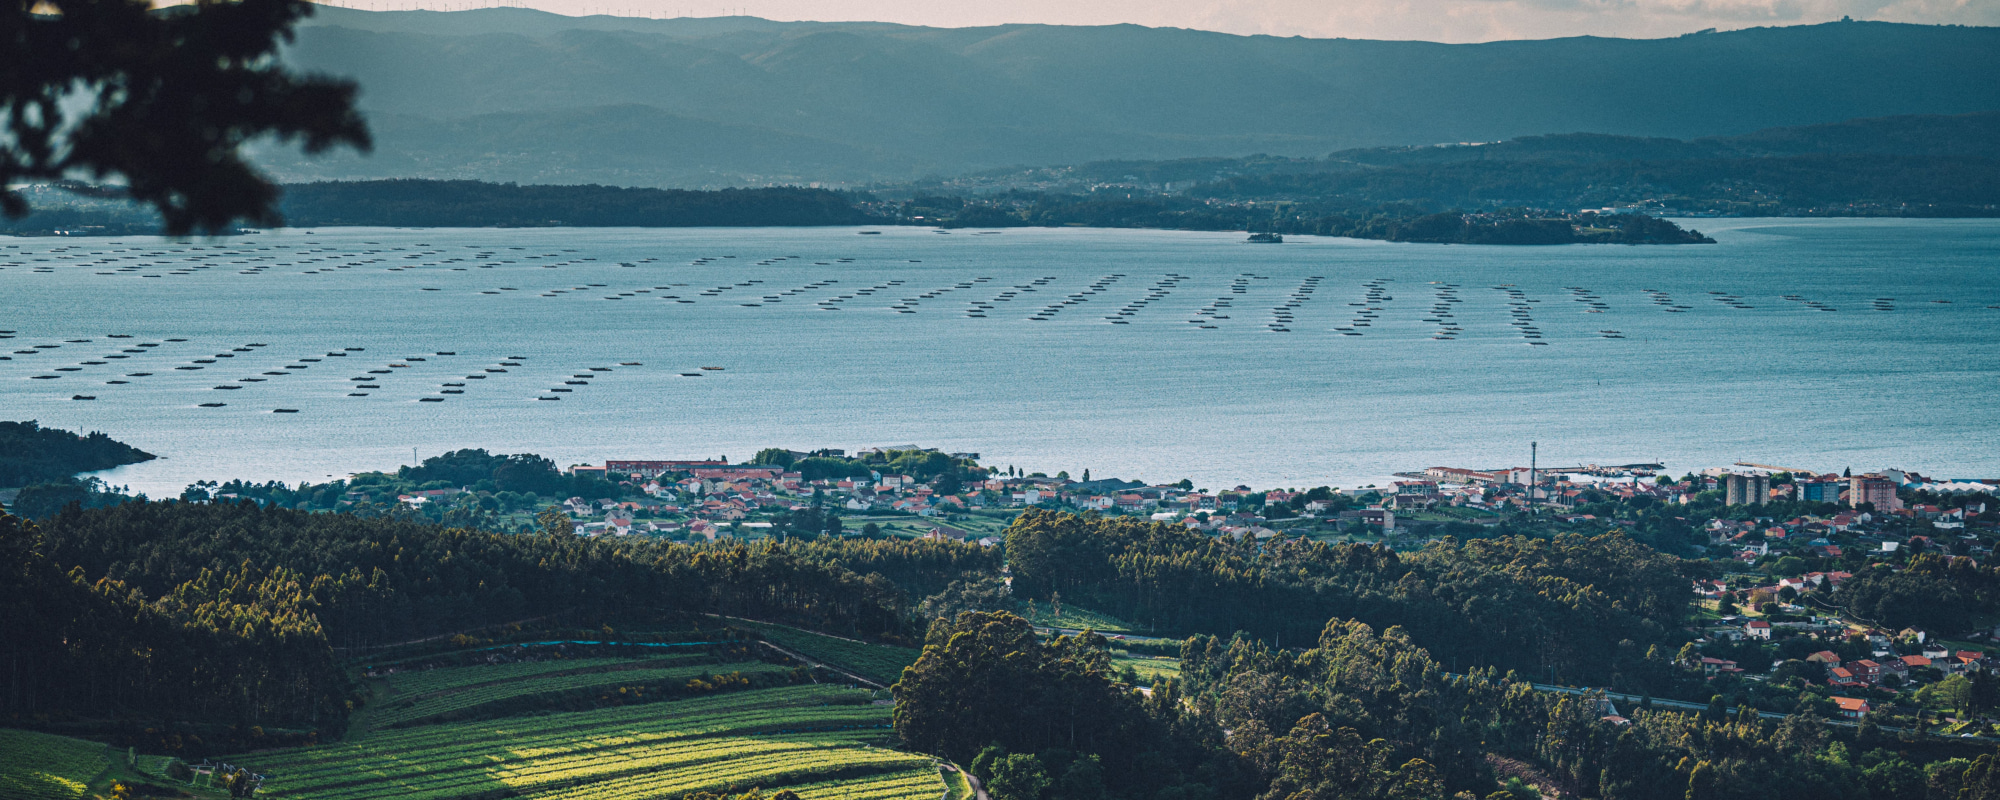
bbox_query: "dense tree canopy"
[1178,619,2000,800]
[1004,510,1697,684]
[893,611,1249,800]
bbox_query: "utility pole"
[1530,441,1538,514]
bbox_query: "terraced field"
[0,728,110,800]
[382,656,678,696]
[365,658,789,729]
[238,683,940,800]
[735,622,921,685]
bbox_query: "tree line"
[278,180,882,228]
[904,194,1713,245]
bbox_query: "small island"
[0,421,155,488]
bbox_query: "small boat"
[419,397,444,402]
[1246,232,1283,243]
[680,373,703,377]
[858,231,881,235]
[536,396,561,401]
[619,362,642,366]
[71,395,95,400]
[199,402,226,407]
[700,366,724,371]
[273,408,299,413]
[436,351,455,355]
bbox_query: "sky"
[317,0,2000,42]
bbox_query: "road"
[751,639,887,689]
[1518,681,1993,740]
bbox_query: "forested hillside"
[257,11,2000,186]
[0,421,154,487]
[1003,509,1698,686]
[918,111,2000,219]
[893,609,2000,800]
[0,502,991,746]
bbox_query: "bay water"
[3,218,1996,496]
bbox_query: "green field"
[1111,654,1181,683]
[378,656,676,696]
[733,621,921,686]
[0,729,110,800]
[236,683,935,800]
[1021,604,1142,635]
[363,657,784,730]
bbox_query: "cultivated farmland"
[734,622,921,685]
[237,675,941,800]
[0,728,110,800]
[363,658,790,730]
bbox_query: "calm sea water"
[3,218,1996,497]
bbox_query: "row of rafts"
[21,334,718,406]
[12,242,2000,315]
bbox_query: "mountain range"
[255,9,2000,188]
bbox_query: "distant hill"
[254,9,2000,187]
[927,111,2000,215]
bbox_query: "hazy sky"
[332,0,2000,42]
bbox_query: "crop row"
[275,722,834,791]
[256,708,892,788]
[788,767,944,800]
[280,737,809,800]
[275,739,920,800]
[367,662,791,729]
[520,745,931,800]
[261,706,894,791]
[386,657,665,697]
[254,704,880,780]
[245,685,862,768]
[742,624,920,685]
